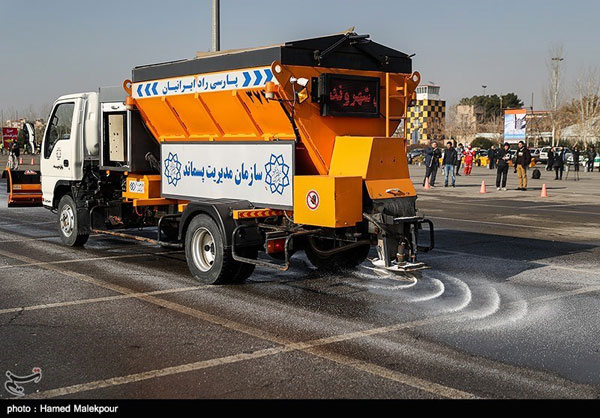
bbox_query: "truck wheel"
[185,214,252,284]
[304,238,370,272]
[57,195,89,247]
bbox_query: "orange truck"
[8,31,434,283]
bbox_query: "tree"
[574,66,600,145]
[471,137,494,149]
[458,93,523,123]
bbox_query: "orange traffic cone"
[30,157,35,165]
[480,180,487,194]
[540,184,548,198]
[424,177,431,189]
[19,157,23,164]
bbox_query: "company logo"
[164,152,182,187]
[264,154,290,195]
[4,367,42,397]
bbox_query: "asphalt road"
[1,163,600,399]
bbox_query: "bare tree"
[574,66,600,145]
[543,45,565,146]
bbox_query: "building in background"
[405,84,446,144]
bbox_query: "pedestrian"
[423,141,442,187]
[553,146,564,180]
[488,145,496,170]
[463,145,475,175]
[495,143,512,191]
[455,143,464,176]
[547,148,554,171]
[443,141,457,188]
[8,139,20,170]
[587,146,596,173]
[515,140,532,190]
[572,145,580,181]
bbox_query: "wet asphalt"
[1,164,600,399]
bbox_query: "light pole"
[212,0,220,52]
[551,56,563,147]
[481,85,487,123]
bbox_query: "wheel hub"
[60,206,75,237]
[191,227,215,272]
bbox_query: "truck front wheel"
[57,195,89,247]
[185,214,253,284]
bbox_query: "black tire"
[57,194,89,247]
[304,238,370,272]
[184,214,254,284]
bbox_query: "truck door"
[41,98,84,207]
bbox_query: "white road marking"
[428,216,557,231]
[426,200,600,215]
[0,286,205,315]
[0,250,183,270]
[432,248,600,277]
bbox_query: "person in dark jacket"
[423,141,442,187]
[515,141,532,190]
[546,148,554,171]
[587,146,596,172]
[488,145,496,169]
[495,143,512,191]
[553,147,565,180]
[572,145,580,181]
[443,141,457,187]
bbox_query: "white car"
[539,146,552,163]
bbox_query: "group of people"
[422,140,532,190]
[545,145,597,181]
[422,141,478,188]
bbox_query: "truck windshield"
[44,102,75,159]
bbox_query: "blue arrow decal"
[145,83,152,96]
[242,71,251,87]
[137,84,144,97]
[253,70,263,86]
[151,82,158,96]
[264,68,273,83]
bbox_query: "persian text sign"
[133,67,275,99]
[2,127,18,149]
[161,142,294,209]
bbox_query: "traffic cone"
[424,177,431,189]
[480,180,487,194]
[19,157,23,164]
[540,184,548,198]
[30,157,35,165]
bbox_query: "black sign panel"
[321,74,380,117]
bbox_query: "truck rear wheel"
[184,214,253,284]
[304,238,370,272]
[57,195,89,247]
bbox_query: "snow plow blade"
[2,168,43,207]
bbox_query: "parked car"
[408,148,425,159]
[583,155,600,170]
[530,148,541,163]
[539,146,552,164]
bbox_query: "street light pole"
[212,0,220,52]
[551,56,564,147]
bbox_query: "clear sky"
[1,0,599,119]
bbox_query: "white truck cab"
[40,92,99,208]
